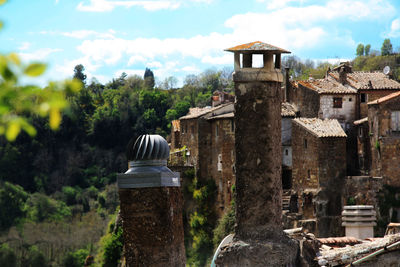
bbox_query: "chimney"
[117,134,185,266]
[342,205,376,239]
[285,67,290,102]
[339,66,347,85]
[215,42,298,266]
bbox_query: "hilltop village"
[168,59,400,265]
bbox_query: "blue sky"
[1,0,400,86]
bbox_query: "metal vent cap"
[127,134,170,161]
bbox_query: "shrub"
[0,182,28,230]
[62,248,90,267]
[0,244,17,267]
[25,193,71,222]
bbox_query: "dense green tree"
[356,43,364,56]
[365,44,371,56]
[144,68,155,89]
[73,64,87,85]
[382,39,393,56]
[0,244,17,267]
[0,182,28,231]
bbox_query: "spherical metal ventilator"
[127,134,170,161]
[118,134,179,188]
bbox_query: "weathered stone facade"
[208,114,235,213]
[119,187,185,266]
[292,118,347,237]
[368,92,400,187]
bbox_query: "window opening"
[333,97,343,108]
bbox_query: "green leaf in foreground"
[24,63,46,77]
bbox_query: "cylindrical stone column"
[234,75,283,240]
[117,134,185,267]
[216,41,298,266]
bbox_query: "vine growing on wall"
[186,177,217,267]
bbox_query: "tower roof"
[225,41,290,54]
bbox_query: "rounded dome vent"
[127,134,170,161]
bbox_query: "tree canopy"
[381,39,393,56]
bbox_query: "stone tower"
[215,41,298,266]
[117,134,185,266]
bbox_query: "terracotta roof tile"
[368,91,400,105]
[293,118,347,138]
[225,41,290,53]
[179,104,228,120]
[281,102,298,117]
[329,71,400,90]
[207,112,234,120]
[297,77,357,94]
[318,236,361,246]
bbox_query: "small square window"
[349,98,352,102]
[333,97,343,108]
[361,93,367,103]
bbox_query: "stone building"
[288,62,400,175]
[281,102,298,189]
[368,91,400,188]
[292,118,347,237]
[211,90,235,107]
[170,101,298,215]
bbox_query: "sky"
[1,0,400,86]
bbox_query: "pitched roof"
[225,41,290,53]
[296,77,357,94]
[207,112,234,120]
[293,118,347,138]
[368,91,400,105]
[318,234,400,266]
[281,102,298,117]
[329,71,400,90]
[179,104,228,120]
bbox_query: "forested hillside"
[1,37,400,266]
[0,65,233,266]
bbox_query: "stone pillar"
[117,134,185,267]
[216,42,298,266]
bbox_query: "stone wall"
[292,123,320,192]
[343,176,383,207]
[289,83,320,118]
[319,94,356,124]
[180,119,200,167]
[292,121,346,237]
[209,118,235,216]
[369,97,400,187]
[360,90,400,118]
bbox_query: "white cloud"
[76,0,214,12]
[147,61,163,68]
[115,69,145,77]
[19,48,63,62]
[39,29,115,39]
[18,42,31,51]
[127,55,147,66]
[388,18,400,37]
[77,0,180,12]
[66,0,392,83]
[201,54,231,65]
[181,65,200,72]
